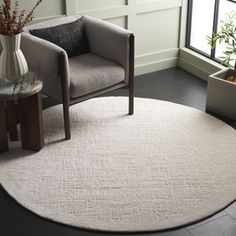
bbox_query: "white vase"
[0,33,28,83]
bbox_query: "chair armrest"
[21,32,69,81]
[83,15,133,83]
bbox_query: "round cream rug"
[0,97,236,232]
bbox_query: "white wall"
[0,0,183,76]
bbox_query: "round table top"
[0,72,43,101]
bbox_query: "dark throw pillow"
[30,18,90,57]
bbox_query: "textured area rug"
[0,97,236,232]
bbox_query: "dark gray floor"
[1,67,236,236]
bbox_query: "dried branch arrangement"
[0,0,43,36]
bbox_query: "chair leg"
[129,83,134,115]
[128,34,134,115]
[59,52,71,140]
[63,102,71,140]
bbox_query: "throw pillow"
[30,18,90,57]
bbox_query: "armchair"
[21,15,134,140]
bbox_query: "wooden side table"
[0,72,44,153]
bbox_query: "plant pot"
[0,33,28,83]
[206,68,236,120]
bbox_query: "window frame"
[186,0,236,64]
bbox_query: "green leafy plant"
[207,11,236,80]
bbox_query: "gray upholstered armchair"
[21,15,134,140]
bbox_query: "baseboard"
[178,58,210,81]
[135,58,178,76]
[178,48,224,81]
[135,49,179,76]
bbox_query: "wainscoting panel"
[106,17,127,29]
[75,0,127,12]
[20,0,65,20]
[136,0,182,14]
[136,8,180,55]
[6,0,183,75]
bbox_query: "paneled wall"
[17,0,65,20]
[1,0,183,75]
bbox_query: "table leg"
[0,101,9,153]
[18,93,44,151]
[6,100,18,141]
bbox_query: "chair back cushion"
[30,18,90,57]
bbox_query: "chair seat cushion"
[70,53,125,98]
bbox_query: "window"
[186,0,236,64]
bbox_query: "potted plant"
[0,0,42,83]
[206,11,236,120]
